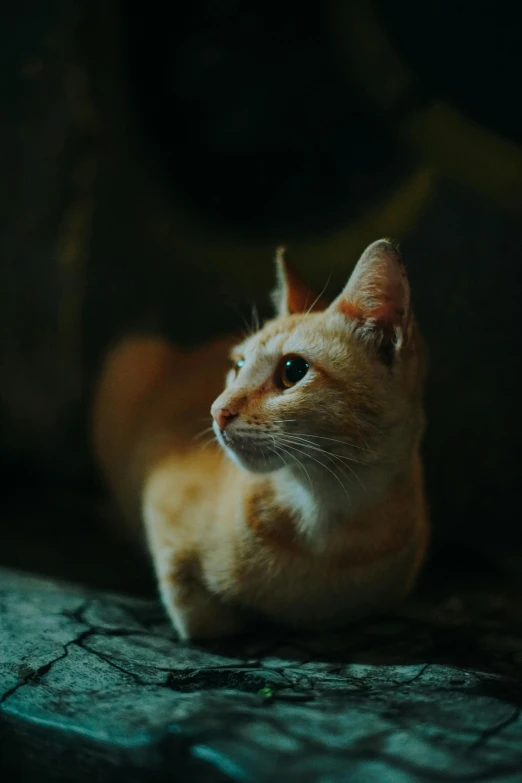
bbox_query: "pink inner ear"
[337,300,366,321]
[277,249,329,315]
[336,241,410,328]
[338,299,403,326]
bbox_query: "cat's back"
[93,334,235,531]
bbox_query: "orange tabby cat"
[93,239,429,640]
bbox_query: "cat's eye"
[236,359,244,369]
[280,355,309,389]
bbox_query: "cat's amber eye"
[279,355,309,389]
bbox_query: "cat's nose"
[211,406,237,432]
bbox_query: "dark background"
[1,0,521,591]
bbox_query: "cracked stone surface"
[2,567,522,782]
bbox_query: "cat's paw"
[176,607,246,642]
[163,588,247,641]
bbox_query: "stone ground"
[2,564,522,782]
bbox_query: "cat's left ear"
[329,239,412,353]
[271,247,328,317]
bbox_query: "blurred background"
[1,0,521,592]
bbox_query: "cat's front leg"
[154,548,247,641]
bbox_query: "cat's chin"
[214,429,282,474]
[228,449,280,473]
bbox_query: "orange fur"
[92,240,429,640]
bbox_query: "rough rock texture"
[2,566,522,782]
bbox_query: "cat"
[93,239,429,640]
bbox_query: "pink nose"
[211,406,237,431]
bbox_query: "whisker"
[279,436,367,494]
[193,426,215,441]
[268,443,286,469]
[282,432,374,454]
[198,435,218,451]
[281,442,351,501]
[305,270,332,316]
[228,305,255,339]
[270,443,313,490]
[281,434,368,467]
[269,435,289,468]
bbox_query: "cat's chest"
[205,484,419,628]
[224,535,376,626]
[236,560,362,629]
[218,518,417,628]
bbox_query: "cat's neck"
[268,458,396,549]
[264,463,367,549]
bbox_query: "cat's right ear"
[271,247,328,317]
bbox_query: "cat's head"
[211,240,425,481]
